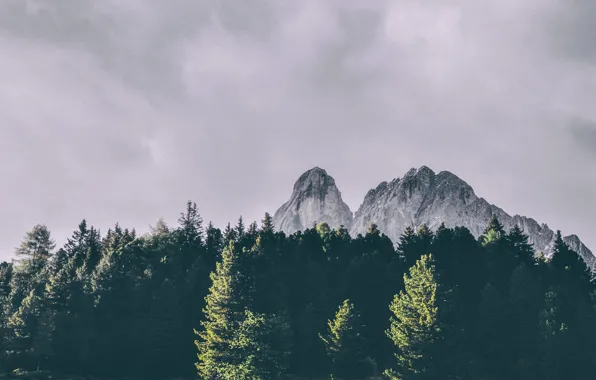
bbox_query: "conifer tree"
[506,225,535,267]
[481,215,505,246]
[248,222,258,236]
[222,223,237,246]
[226,310,293,380]
[15,225,55,269]
[261,212,274,234]
[178,201,204,245]
[204,222,223,268]
[6,288,53,370]
[235,216,246,238]
[319,299,371,380]
[195,241,253,379]
[385,254,447,380]
[397,227,417,268]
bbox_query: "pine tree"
[82,226,102,277]
[149,218,170,236]
[506,225,534,267]
[195,241,253,378]
[235,216,246,239]
[397,227,417,269]
[223,223,237,246]
[6,288,53,371]
[549,231,589,282]
[385,254,447,380]
[226,310,293,380]
[261,212,274,234]
[176,201,205,272]
[481,215,505,246]
[15,225,55,270]
[319,299,371,379]
[204,222,223,268]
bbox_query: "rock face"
[272,167,353,235]
[273,166,595,268]
[350,166,594,267]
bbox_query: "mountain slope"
[350,166,594,267]
[273,166,594,268]
[272,167,353,235]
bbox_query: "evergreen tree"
[385,254,448,380]
[6,288,52,371]
[223,223,237,246]
[195,241,253,379]
[149,218,170,236]
[204,222,223,268]
[261,212,274,234]
[177,201,204,246]
[15,224,55,269]
[319,299,372,379]
[506,225,535,267]
[226,310,292,380]
[397,227,417,269]
[235,216,246,239]
[481,215,505,246]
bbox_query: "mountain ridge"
[273,166,595,268]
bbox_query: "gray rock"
[273,166,595,268]
[273,167,353,235]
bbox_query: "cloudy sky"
[1,0,595,259]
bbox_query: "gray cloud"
[569,119,596,156]
[1,0,595,258]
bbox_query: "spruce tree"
[15,225,55,269]
[385,254,447,380]
[506,225,535,267]
[481,215,505,246]
[261,212,274,234]
[226,310,292,380]
[195,241,252,379]
[235,216,246,239]
[319,299,371,379]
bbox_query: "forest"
[0,201,594,380]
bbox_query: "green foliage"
[1,202,595,380]
[319,299,372,380]
[385,254,447,380]
[195,241,252,378]
[227,310,292,380]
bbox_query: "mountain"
[272,167,353,235]
[273,166,595,268]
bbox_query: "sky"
[1,0,595,260]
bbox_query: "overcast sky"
[1,0,595,260]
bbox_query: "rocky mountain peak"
[273,165,594,268]
[293,167,334,197]
[273,167,353,235]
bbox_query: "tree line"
[0,201,594,379]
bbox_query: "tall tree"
[319,299,372,379]
[15,225,55,269]
[195,241,253,379]
[481,215,505,246]
[385,254,449,380]
[225,310,293,380]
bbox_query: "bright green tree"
[319,299,372,379]
[385,254,447,380]
[195,241,252,379]
[225,310,292,380]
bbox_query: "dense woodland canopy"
[0,201,595,379]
